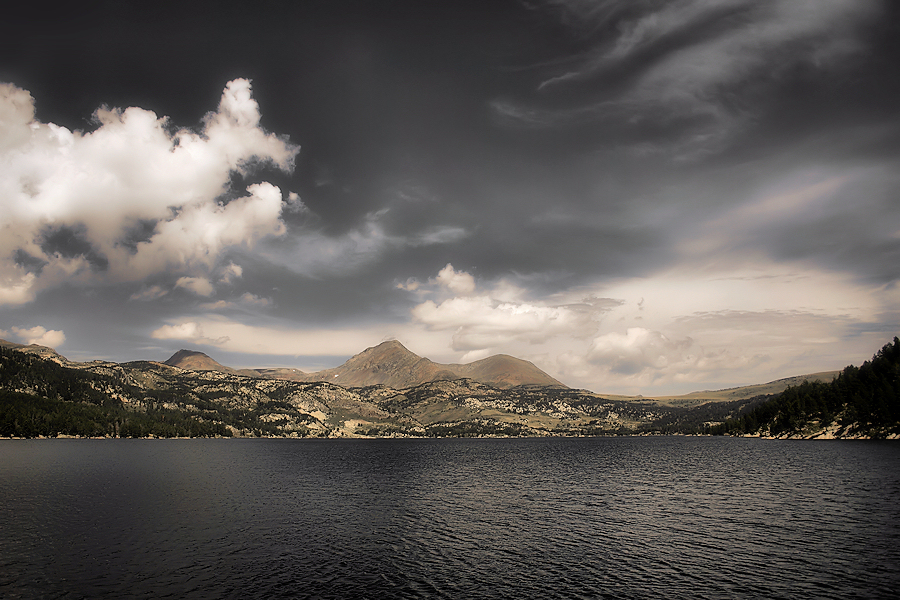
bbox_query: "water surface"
[1,437,897,598]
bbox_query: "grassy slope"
[600,371,840,407]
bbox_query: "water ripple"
[1,437,898,598]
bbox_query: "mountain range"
[164,340,566,389]
[4,336,834,403]
[2,335,895,439]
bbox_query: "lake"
[1,436,898,599]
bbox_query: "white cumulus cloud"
[0,79,299,305]
[220,263,243,284]
[587,328,697,376]
[198,292,271,311]
[409,264,610,355]
[150,321,229,346]
[435,263,475,295]
[11,325,66,348]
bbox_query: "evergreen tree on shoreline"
[713,337,900,438]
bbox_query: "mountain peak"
[302,340,564,389]
[453,353,566,388]
[158,341,565,389]
[355,340,417,360]
[164,349,234,373]
[375,339,405,348]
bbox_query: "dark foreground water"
[1,437,898,599]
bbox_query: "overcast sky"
[2,0,898,394]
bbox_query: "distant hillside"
[239,367,307,381]
[298,340,566,389]
[0,339,65,361]
[608,371,841,407]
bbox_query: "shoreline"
[3,432,897,441]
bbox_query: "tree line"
[0,346,238,437]
[0,389,231,438]
[711,337,900,438]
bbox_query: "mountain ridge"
[3,336,896,440]
[296,340,566,389]
[165,340,566,389]
[0,336,847,399]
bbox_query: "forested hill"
[713,337,900,439]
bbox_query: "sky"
[1,0,899,395]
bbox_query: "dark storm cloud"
[40,225,109,272]
[741,170,900,285]
[13,250,47,276]
[496,0,890,160]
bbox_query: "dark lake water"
[1,436,898,599]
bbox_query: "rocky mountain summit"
[295,340,565,389]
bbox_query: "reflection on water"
[1,437,898,598]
